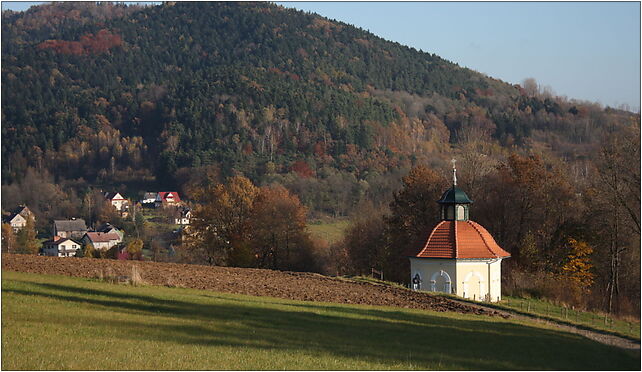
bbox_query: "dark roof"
[96,222,115,232]
[104,192,125,200]
[143,192,157,200]
[437,186,473,204]
[12,205,31,217]
[43,237,81,246]
[54,219,87,232]
[3,205,32,223]
[3,213,24,224]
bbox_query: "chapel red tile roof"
[415,220,510,259]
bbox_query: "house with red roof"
[155,191,181,207]
[409,161,510,302]
[81,231,122,251]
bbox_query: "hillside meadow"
[2,271,639,370]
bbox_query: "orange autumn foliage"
[562,238,595,290]
[37,29,123,55]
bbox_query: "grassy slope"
[2,271,639,370]
[500,296,640,340]
[436,290,641,340]
[308,219,350,244]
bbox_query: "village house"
[95,222,124,241]
[53,218,87,240]
[409,161,510,302]
[82,231,121,251]
[104,192,128,212]
[42,236,82,257]
[3,205,35,232]
[173,207,192,225]
[155,191,181,208]
[141,192,158,205]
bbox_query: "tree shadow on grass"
[3,279,640,370]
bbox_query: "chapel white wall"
[410,258,504,302]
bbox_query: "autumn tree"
[126,238,144,260]
[1,224,16,253]
[586,122,641,313]
[521,78,539,96]
[475,153,576,266]
[82,189,121,228]
[82,242,96,258]
[1,167,77,232]
[455,126,499,199]
[561,238,595,302]
[184,175,258,266]
[15,216,39,254]
[343,212,387,276]
[385,165,447,282]
[251,185,315,271]
[150,239,165,262]
[175,164,222,200]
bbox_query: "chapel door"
[465,277,481,301]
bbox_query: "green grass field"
[307,218,350,244]
[2,271,639,370]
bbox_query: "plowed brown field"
[2,253,505,316]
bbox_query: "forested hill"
[0,2,636,195]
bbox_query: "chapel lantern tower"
[438,159,472,221]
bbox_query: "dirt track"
[1,254,504,316]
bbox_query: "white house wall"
[10,214,26,231]
[91,241,118,250]
[59,241,80,257]
[455,260,489,301]
[409,258,457,293]
[44,241,80,257]
[410,257,505,302]
[111,200,125,211]
[489,259,503,302]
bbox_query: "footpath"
[444,297,640,351]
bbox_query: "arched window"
[430,270,452,293]
[456,205,465,220]
[462,271,485,300]
[446,206,454,220]
[412,273,422,290]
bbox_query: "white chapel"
[409,162,510,302]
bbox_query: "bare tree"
[521,77,539,96]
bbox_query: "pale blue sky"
[3,1,640,111]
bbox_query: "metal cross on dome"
[451,158,457,186]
